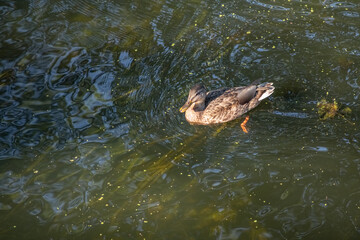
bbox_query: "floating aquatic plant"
[317,98,354,125]
[317,99,338,120]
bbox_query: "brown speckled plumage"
[179,83,275,125]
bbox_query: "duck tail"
[257,82,275,101]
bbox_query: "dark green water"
[1,0,360,239]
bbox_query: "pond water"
[0,0,360,239]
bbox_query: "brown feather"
[181,83,275,125]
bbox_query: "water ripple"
[246,0,290,11]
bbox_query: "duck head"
[180,84,206,112]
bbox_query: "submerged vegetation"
[0,0,360,239]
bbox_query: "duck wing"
[205,87,229,105]
[202,85,257,123]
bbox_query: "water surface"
[0,0,360,239]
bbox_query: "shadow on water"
[0,0,360,239]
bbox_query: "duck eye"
[196,91,204,97]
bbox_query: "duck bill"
[179,101,191,112]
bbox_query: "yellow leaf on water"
[340,107,352,115]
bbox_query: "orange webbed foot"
[240,115,250,133]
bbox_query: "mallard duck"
[179,82,275,126]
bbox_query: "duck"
[179,82,275,130]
